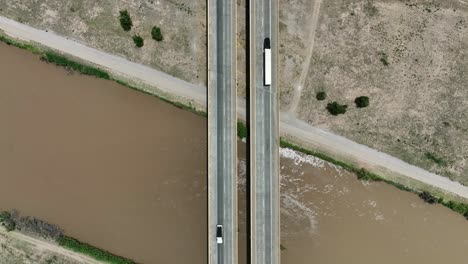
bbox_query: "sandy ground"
[290,0,468,183]
[0,227,101,264]
[1,15,468,201]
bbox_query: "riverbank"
[1,16,468,205]
[0,226,104,264]
[0,210,136,264]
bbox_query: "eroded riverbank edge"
[1,27,468,263]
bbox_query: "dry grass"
[0,0,206,86]
[0,228,87,264]
[292,0,468,183]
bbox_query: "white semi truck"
[263,38,271,86]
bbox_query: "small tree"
[0,211,15,232]
[419,191,437,204]
[151,26,163,41]
[355,96,370,108]
[133,35,144,48]
[316,91,326,101]
[119,10,133,31]
[326,102,347,115]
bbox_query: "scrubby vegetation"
[0,211,16,232]
[0,34,41,54]
[58,236,135,264]
[355,96,370,108]
[132,35,144,48]
[0,210,62,239]
[237,121,248,139]
[425,152,446,166]
[419,191,437,204]
[119,10,133,31]
[379,52,389,66]
[355,168,381,181]
[151,26,164,42]
[364,0,378,16]
[326,101,347,115]
[316,91,326,101]
[41,51,110,79]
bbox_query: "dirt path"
[0,228,102,264]
[288,0,322,114]
[1,16,468,200]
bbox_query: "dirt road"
[1,16,468,199]
[0,227,102,264]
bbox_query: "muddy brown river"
[1,43,468,264]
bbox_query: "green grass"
[41,51,110,79]
[114,80,206,117]
[425,152,446,166]
[0,34,41,54]
[237,121,247,139]
[57,236,136,264]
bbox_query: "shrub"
[355,96,370,108]
[132,35,144,48]
[379,52,389,66]
[151,26,163,41]
[3,220,15,232]
[237,122,247,139]
[326,102,347,115]
[0,211,15,232]
[425,152,446,166]
[364,0,378,16]
[355,168,381,181]
[316,91,326,101]
[119,10,133,31]
[419,191,437,204]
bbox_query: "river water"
[1,43,468,263]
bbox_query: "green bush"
[425,152,446,166]
[0,211,15,232]
[355,96,370,108]
[379,52,389,66]
[119,10,133,31]
[326,102,348,115]
[41,52,110,79]
[237,122,248,139]
[316,91,326,101]
[419,191,437,204]
[57,236,135,264]
[151,26,164,41]
[132,35,144,48]
[355,168,381,181]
